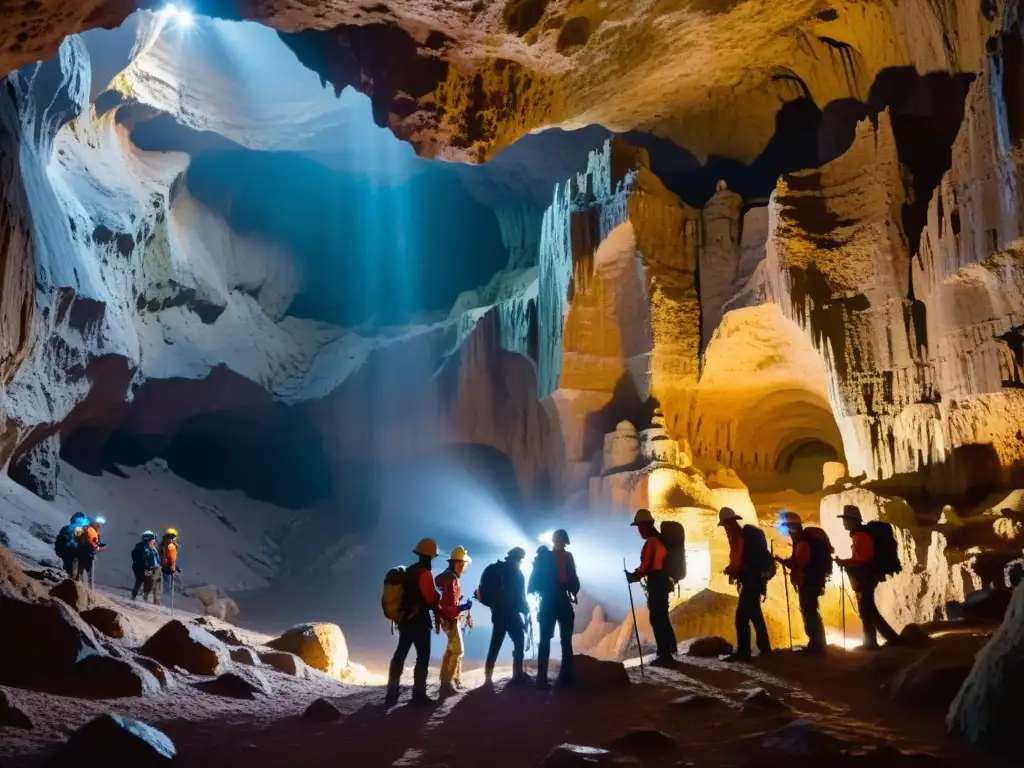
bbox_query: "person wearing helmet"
[54,513,90,577]
[718,507,771,662]
[160,529,181,599]
[435,546,474,697]
[386,538,442,707]
[482,546,532,685]
[775,511,832,654]
[626,509,676,665]
[131,531,162,603]
[74,519,105,589]
[528,529,580,689]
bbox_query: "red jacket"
[435,569,462,621]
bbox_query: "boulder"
[48,579,93,612]
[542,744,639,767]
[139,620,229,676]
[0,593,105,692]
[607,728,678,754]
[70,655,161,698]
[570,655,629,690]
[258,651,304,677]
[81,606,126,639]
[0,688,33,730]
[303,697,343,722]
[134,656,174,689]
[194,672,268,700]
[947,583,1024,749]
[685,636,732,657]
[49,714,177,767]
[266,623,348,678]
[185,585,239,621]
[229,647,261,666]
[1005,556,1024,588]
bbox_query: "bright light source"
[159,3,195,29]
[537,530,554,545]
[94,516,106,525]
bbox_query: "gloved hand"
[625,570,640,584]
[458,600,473,612]
[175,567,181,574]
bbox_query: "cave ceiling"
[0,0,993,165]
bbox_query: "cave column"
[698,180,743,350]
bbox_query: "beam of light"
[159,4,195,30]
[537,529,554,544]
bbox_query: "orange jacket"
[783,540,811,586]
[725,526,744,577]
[435,569,462,621]
[842,531,873,568]
[634,536,668,579]
[160,540,178,571]
[416,567,439,608]
[77,525,99,552]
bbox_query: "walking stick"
[839,564,846,649]
[772,542,793,650]
[624,558,645,677]
[170,573,175,619]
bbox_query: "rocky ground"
[2,538,1019,768]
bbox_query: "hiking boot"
[452,680,467,691]
[535,678,552,690]
[649,655,676,668]
[509,671,533,685]
[438,682,458,699]
[410,690,435,706]
[384,687,400,708]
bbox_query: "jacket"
[160,539,178,572]
[528,548,580,601]
[132,541,160,572]
[435,568,463,622]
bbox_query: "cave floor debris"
[2,644,1014,767]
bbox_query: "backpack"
[801,527,834,590]
[658,521,687,582]
[382,566,408,622]
[131,542,156,572]
[740,524,776,582]
[863,520,902,581]
[476,561,505,608]
[54,525,78,559]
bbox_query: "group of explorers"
[382,502,904,706]
[53,514,182,604]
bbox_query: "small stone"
[738,687,787,709]
[303,697,342,722]
[194,672,267,700]
[542,744,635,767]
[608,728,678,754]
[759,718,844,756]
[49,714,177,766]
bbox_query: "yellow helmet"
[631,508,655,526]
[165,528,179,537]
[413,538,439,558]
[449,546,472,564]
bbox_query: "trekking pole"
[782,566,793,650]
[170,573,175,619]
[624,558,645,677]
[839,564,846,649]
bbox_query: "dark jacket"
[528,548,580,602]
[132,542,160,573]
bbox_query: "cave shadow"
[582,373,659,467]
[865,442,1005,512]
